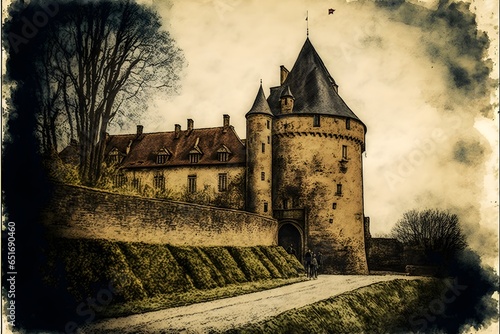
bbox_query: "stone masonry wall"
[41,184,278,246]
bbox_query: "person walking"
[304,249,312,278]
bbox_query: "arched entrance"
[278,222,303,262]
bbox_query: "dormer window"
[108,148,121,164]
[218,152,228,162]
[156,148,172,164]
[189,138,203,163]
[189,153,200,163]
[217,145,232,162]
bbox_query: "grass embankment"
[225,278,447,334]
[43,238,305,319]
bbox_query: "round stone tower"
[245,84,273,216]
[268,38,369,274]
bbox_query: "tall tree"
[4,0,185,185]
[391,209,467,264]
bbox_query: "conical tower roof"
[280,86,294,99]
[268,38,364,126]
[246,84,273,118]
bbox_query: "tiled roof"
[267,38,364,124]
[107,125,246,168]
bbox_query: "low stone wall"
[367,237,405,272]
[41,184,278,246]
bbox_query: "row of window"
[113,173,229,193]
[262,117,351,129]
[188,173,228,193]
[156,151,230,164]
[113,175,141,188]
[313,116,351,129]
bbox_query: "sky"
[103,0,499,269]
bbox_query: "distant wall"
[367,237,405,272]
[41,184,278,246]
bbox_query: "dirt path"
[82,275,415,333]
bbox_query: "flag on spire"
[306,10,309,37]
[328,8,335,15]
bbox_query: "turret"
[245,84,273,216]
[269,38,369,274]
[279,86,294,114]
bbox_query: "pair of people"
[304,249,321,279]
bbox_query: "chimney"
[175,124,181,139]
[187,119,194,131]
[280,65,289,85]
[223,114,230,129]
[136,125,144,136]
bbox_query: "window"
[283,199,289,209]
[189,153,199,163]
[336,183,342,196]
[332,203,337,210]
[108,148,121,164]
[154,174,165,189]
[329,218,334,224]
[264,202,268,212]
[113,173,127,187]
[188,175,197,193]
[132,178,141,190]
[346,118,351,130]
[266,120,270,129]
[157,153,169,164]
[218,173,228,192]
[267,136,270,144]
[261,172,265,181]
[218,152,229,162]
[262,143,265,153]
[217,145,231,162]
[342,145,348,160]
[313,115,320,127]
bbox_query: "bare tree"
[4,0,185,185]
[54,1,185,185]
[391,209,467,263]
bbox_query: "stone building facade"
[61,38,369,274]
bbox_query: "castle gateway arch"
[277,220,304,262]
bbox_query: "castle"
[64,38,369,274]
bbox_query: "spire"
[267,38,364,129]
[246,83,273,118]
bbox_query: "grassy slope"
[42,238,305,319]
[225,278,446,334]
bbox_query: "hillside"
[38,238,304,330]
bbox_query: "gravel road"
[81,275,415,333]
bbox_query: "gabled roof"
[246,84,273,118]
[267,38,363,124]
[111,126,245,169]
